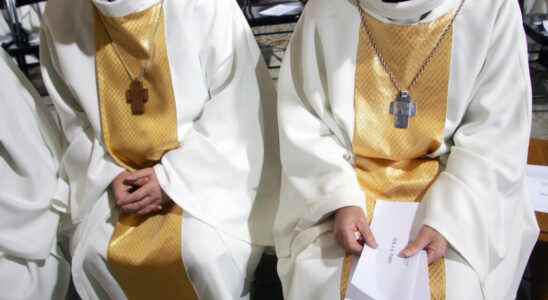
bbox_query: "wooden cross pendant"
[389,91,417,129]
[126,79,149,115]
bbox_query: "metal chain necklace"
[96,1,165,115]
[353,0,466,129]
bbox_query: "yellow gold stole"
[94,5,198,299]
[340,12,454,300]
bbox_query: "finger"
[113,185,132,206]
[119,184,152,205]
[114,171,130,182]
[121,196,155,214]
[427,240,447,264]
[356,221,377,249]
[124,176,149,187]
[113,176,132,194]
[136,202,162,216]
[427,247,444,264]
[114,188,127,205]
[342,229,364,256]
[400,234,431,258]
[136,205,155,216]
[126,168,154,182]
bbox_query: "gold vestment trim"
[341,11,454,300]
[94,4,198,299]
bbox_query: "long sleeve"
[277,7,365,235]
[422,0,533,284]
[40,24,124,223]
[0,49,65,260]
[153,1,279,244]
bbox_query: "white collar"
[93,0,161,18]
[358,0,454,23]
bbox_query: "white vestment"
[0,49,70,300]
[275,0,539,299]
[40,0,280,299]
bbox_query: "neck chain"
[353,0,465,128]
[96,1,164,115]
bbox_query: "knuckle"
[345,238,356,249]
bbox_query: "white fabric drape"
[0,49,69,300]
[275,0,539,299]
[41,0,279,246]
[40,0,279,298]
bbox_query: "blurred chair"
[238,0,304,70]
[522,0,548,111]
[1,0,46,76]
[239,0,303,28]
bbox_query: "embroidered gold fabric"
[341,12,454,300]
[108,206,198,300]
[94,5,198,300]
[95,4,179,170]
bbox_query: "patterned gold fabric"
[108,206,198,300]
[94,4,198,300]
[95,4,179,171]
[341,12,454,300]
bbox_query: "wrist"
[335,205,364,215]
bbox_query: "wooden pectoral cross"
[389,91,417,129]
[126,79,149,115]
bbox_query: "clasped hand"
[333,206,448,264]
[111,168,171,215]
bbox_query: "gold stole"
[340,13,454,300]
[94,5,199,300]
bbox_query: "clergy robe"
[40,0,280,299]
[0,49,70,300]
[274,0,539,299]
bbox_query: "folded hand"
[112,168,172,215]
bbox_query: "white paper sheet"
[258,3,303,17]
[346,201,430,300]
[527,164,548,213]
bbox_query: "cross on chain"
[126,79,149,115]
[389,91,416,129]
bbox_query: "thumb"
[126,168,152,181]
[124,176,149,187]
[400,233,430,258]
[356,221,378,249]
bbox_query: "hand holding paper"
[346,201,431,300]
[400,226,448,264]
[334,206,378,255]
